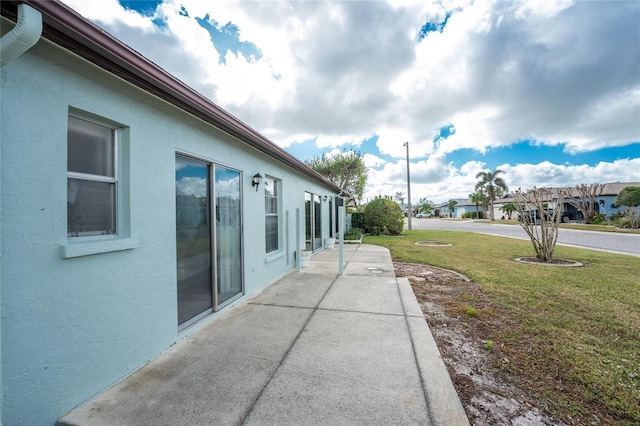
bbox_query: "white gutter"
[0,3,42,68]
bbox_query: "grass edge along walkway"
[364,230,640,425]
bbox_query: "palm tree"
[475,169,508,221]
[469,191,487,219]
[499,202,518,220]
[447,199,458,217]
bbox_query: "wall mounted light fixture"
[323,195,328,203]
[252,173,263,191]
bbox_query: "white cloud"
[503,159,640,191]
[176,177,206,197]
[363,153,386,169]
[63,0,155,29]
[514,0,574,19]
[61,0,640,204]
[365,158,640,204]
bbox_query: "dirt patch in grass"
[394,262,568,425]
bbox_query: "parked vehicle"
[416,212,432,218]
[518,209,557,225]
[519,206,586,224]
[560,204,584,223]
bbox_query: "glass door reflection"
[313,195,322,250]
[176,155,212,326]
[214,167,243,307]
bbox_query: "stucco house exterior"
[1,2,346,424]
[509,182,640,222]
[451,183,639,221]
[562,182,640,221]
[432,199,466,218]
[452,200,482,219]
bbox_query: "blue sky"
[64,0,640,203]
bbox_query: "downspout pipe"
[0,3,42,68]
[0,4,41,424]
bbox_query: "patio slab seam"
[247,302,316,311]
[249,300,407,319]
[311,306,406,318]
[240,271,341,424]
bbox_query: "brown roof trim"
[2,0,346,195]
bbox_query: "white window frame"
[62,110,137,258]
[67,114,118,238]
[264,176,281,255]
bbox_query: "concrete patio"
[58,244,468,425]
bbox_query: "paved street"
[407,219,640,257]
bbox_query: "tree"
[394,192,405,205]
[614,186,640,230]
[614,186,640,207]
[515,187,563,262]
[563,183,604,224]
[416,197,433,214]
[447,199,458,216]
[305,150,368,208]
[469,191,487,218]
[499,202,517,220]
[475,169,508,221]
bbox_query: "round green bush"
[363,198,404,235]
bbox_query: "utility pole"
[403,141,412,230]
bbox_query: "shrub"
[462,211,484,219]
[615,217,631,229]
[364,198,404,235]
[351,212,365,230]
[612,208,639,229]
[623,207,640,229]
[609,212,625,221]
[344,227,363,240]
[371,226,383,236]
[591,213,606,225]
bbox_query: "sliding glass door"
[176,156,213,326]
[176,154,243,328]
[304,192,323,252]
[215,167,243,306]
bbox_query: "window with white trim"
[67,115,117,237]
[264,176,280,253]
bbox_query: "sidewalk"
[58,244,468,426]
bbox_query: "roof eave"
[2,0,348,196]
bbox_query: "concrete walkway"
[58,244,468,426]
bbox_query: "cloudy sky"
[62,0,640,204]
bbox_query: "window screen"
[264,177,279,253]
[67,115,117,237]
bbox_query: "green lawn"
[364,230,640,424]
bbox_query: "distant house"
[563,182,640,221]
[451,182,639,221]
[490,193,517,220]
[505,182,640,222]
[433,199,466,218]
[452,199,484,218]
[1,2,346,424]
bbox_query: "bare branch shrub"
[564,183,605,224]
[515,187,564,262]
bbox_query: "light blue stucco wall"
[598,195,626,220]
[1,36,337,425]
